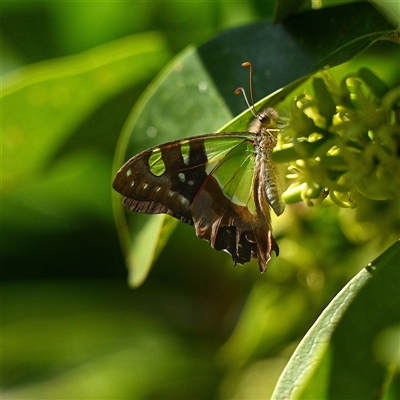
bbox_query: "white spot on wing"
[177,195,190,208]
[181,141,190,165]
[178,172,185,182]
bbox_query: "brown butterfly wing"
[113,138,209,225]
[113,133,279,271]
[191,150,278,272]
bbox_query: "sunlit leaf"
[271,240,400,399]
[2,32,171,195]
[127,215,178,288]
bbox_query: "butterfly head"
[249,107,279,136]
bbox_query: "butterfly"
[113,105,285,272]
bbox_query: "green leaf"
[197,2,394,116]
[127,215,178,288]
[273,0,308,23]
[2,32,171,196]
[271,240,400,399]
[370,0,400,27]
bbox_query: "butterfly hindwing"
[192,138,278,269]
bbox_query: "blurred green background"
[2,1,399,399]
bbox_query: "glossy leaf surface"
[271,241,400,399]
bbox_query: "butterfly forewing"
[113,133,253,225]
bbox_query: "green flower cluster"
[274,69,400,209]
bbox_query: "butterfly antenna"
[242,62,256,110]
[235,87,252,109]
[235,61,259,117]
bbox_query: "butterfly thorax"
[250,107,285,217]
